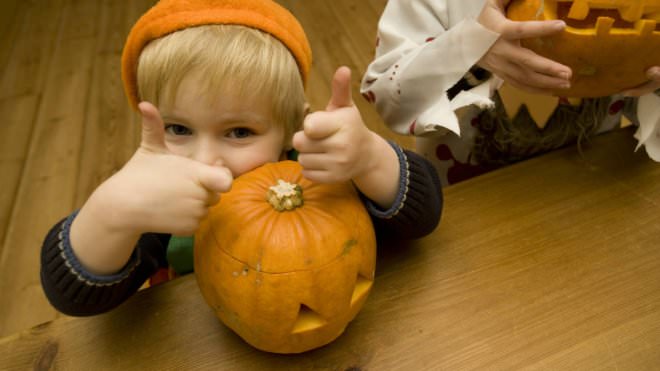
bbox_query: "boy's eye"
[165,124,192,136]
[229,127,253,139]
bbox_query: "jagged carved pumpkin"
[507,0,660,97]
[194,160,376,354]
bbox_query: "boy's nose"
[192,140,223,166]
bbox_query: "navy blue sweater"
[41,146,442,316]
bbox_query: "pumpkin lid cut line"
[207,227,374,276]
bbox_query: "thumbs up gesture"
[293,66,377,183]
[101,102,233,236]
[293,67,400,208]
[69,101,233,274]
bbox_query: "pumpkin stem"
[267,179,303,211]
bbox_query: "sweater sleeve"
[360,0,499,137]
[364,143,443,239]
[40,211,170,316]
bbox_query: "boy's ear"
[291,101,311,135]
[283,139,293,153]
[282,102,309,154]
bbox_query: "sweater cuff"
[55,210,140,286]
[363,141,409,219]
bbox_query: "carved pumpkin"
[194,160,376,354]
[507,0,660,97]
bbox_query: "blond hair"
[136,25,306,139]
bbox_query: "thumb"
[326,66,354,111]
[138,101,168,153]
[196,162,233,194]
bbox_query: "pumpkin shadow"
[92,276,241,361]
[374,237,428,278]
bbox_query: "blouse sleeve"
[360,0,499,137]
[40,211,170,316]
[634,92,660,161]
[363,142,443,240]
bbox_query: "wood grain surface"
[1,128,659,370]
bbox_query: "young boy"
[40,0,443,316]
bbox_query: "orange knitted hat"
[121,0,312,110]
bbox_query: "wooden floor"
[0,0,410,338]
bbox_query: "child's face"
[158,72,287,177]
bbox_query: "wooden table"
[2,128,659,370]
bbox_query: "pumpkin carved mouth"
[549,0,660,30]
[507,0,660,97]
[552,0,660,22]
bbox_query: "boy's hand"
[477,0,572,94]
[293,67,399,208]
[293,66,379,183]
[100,102,233,236]
[621,66,660,96]
[70,101,232,275]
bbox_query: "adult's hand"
[621,66,660,96]
[477,0,572,94]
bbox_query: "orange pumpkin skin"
[507,0,660,97]
[194,161,376,354]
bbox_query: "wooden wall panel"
[0,0,103,337]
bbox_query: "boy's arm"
[293,67,400,207]
[68,102,232,275]
[40,212,170,316]
[363,146,443,239]
[294,66,443,237]
[40,102,232,315]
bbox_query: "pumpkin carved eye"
[351,274,373,306]
[507,0,660,97]
[292,304,327,334]
[291,271,373,336]
[194,161,377,354]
